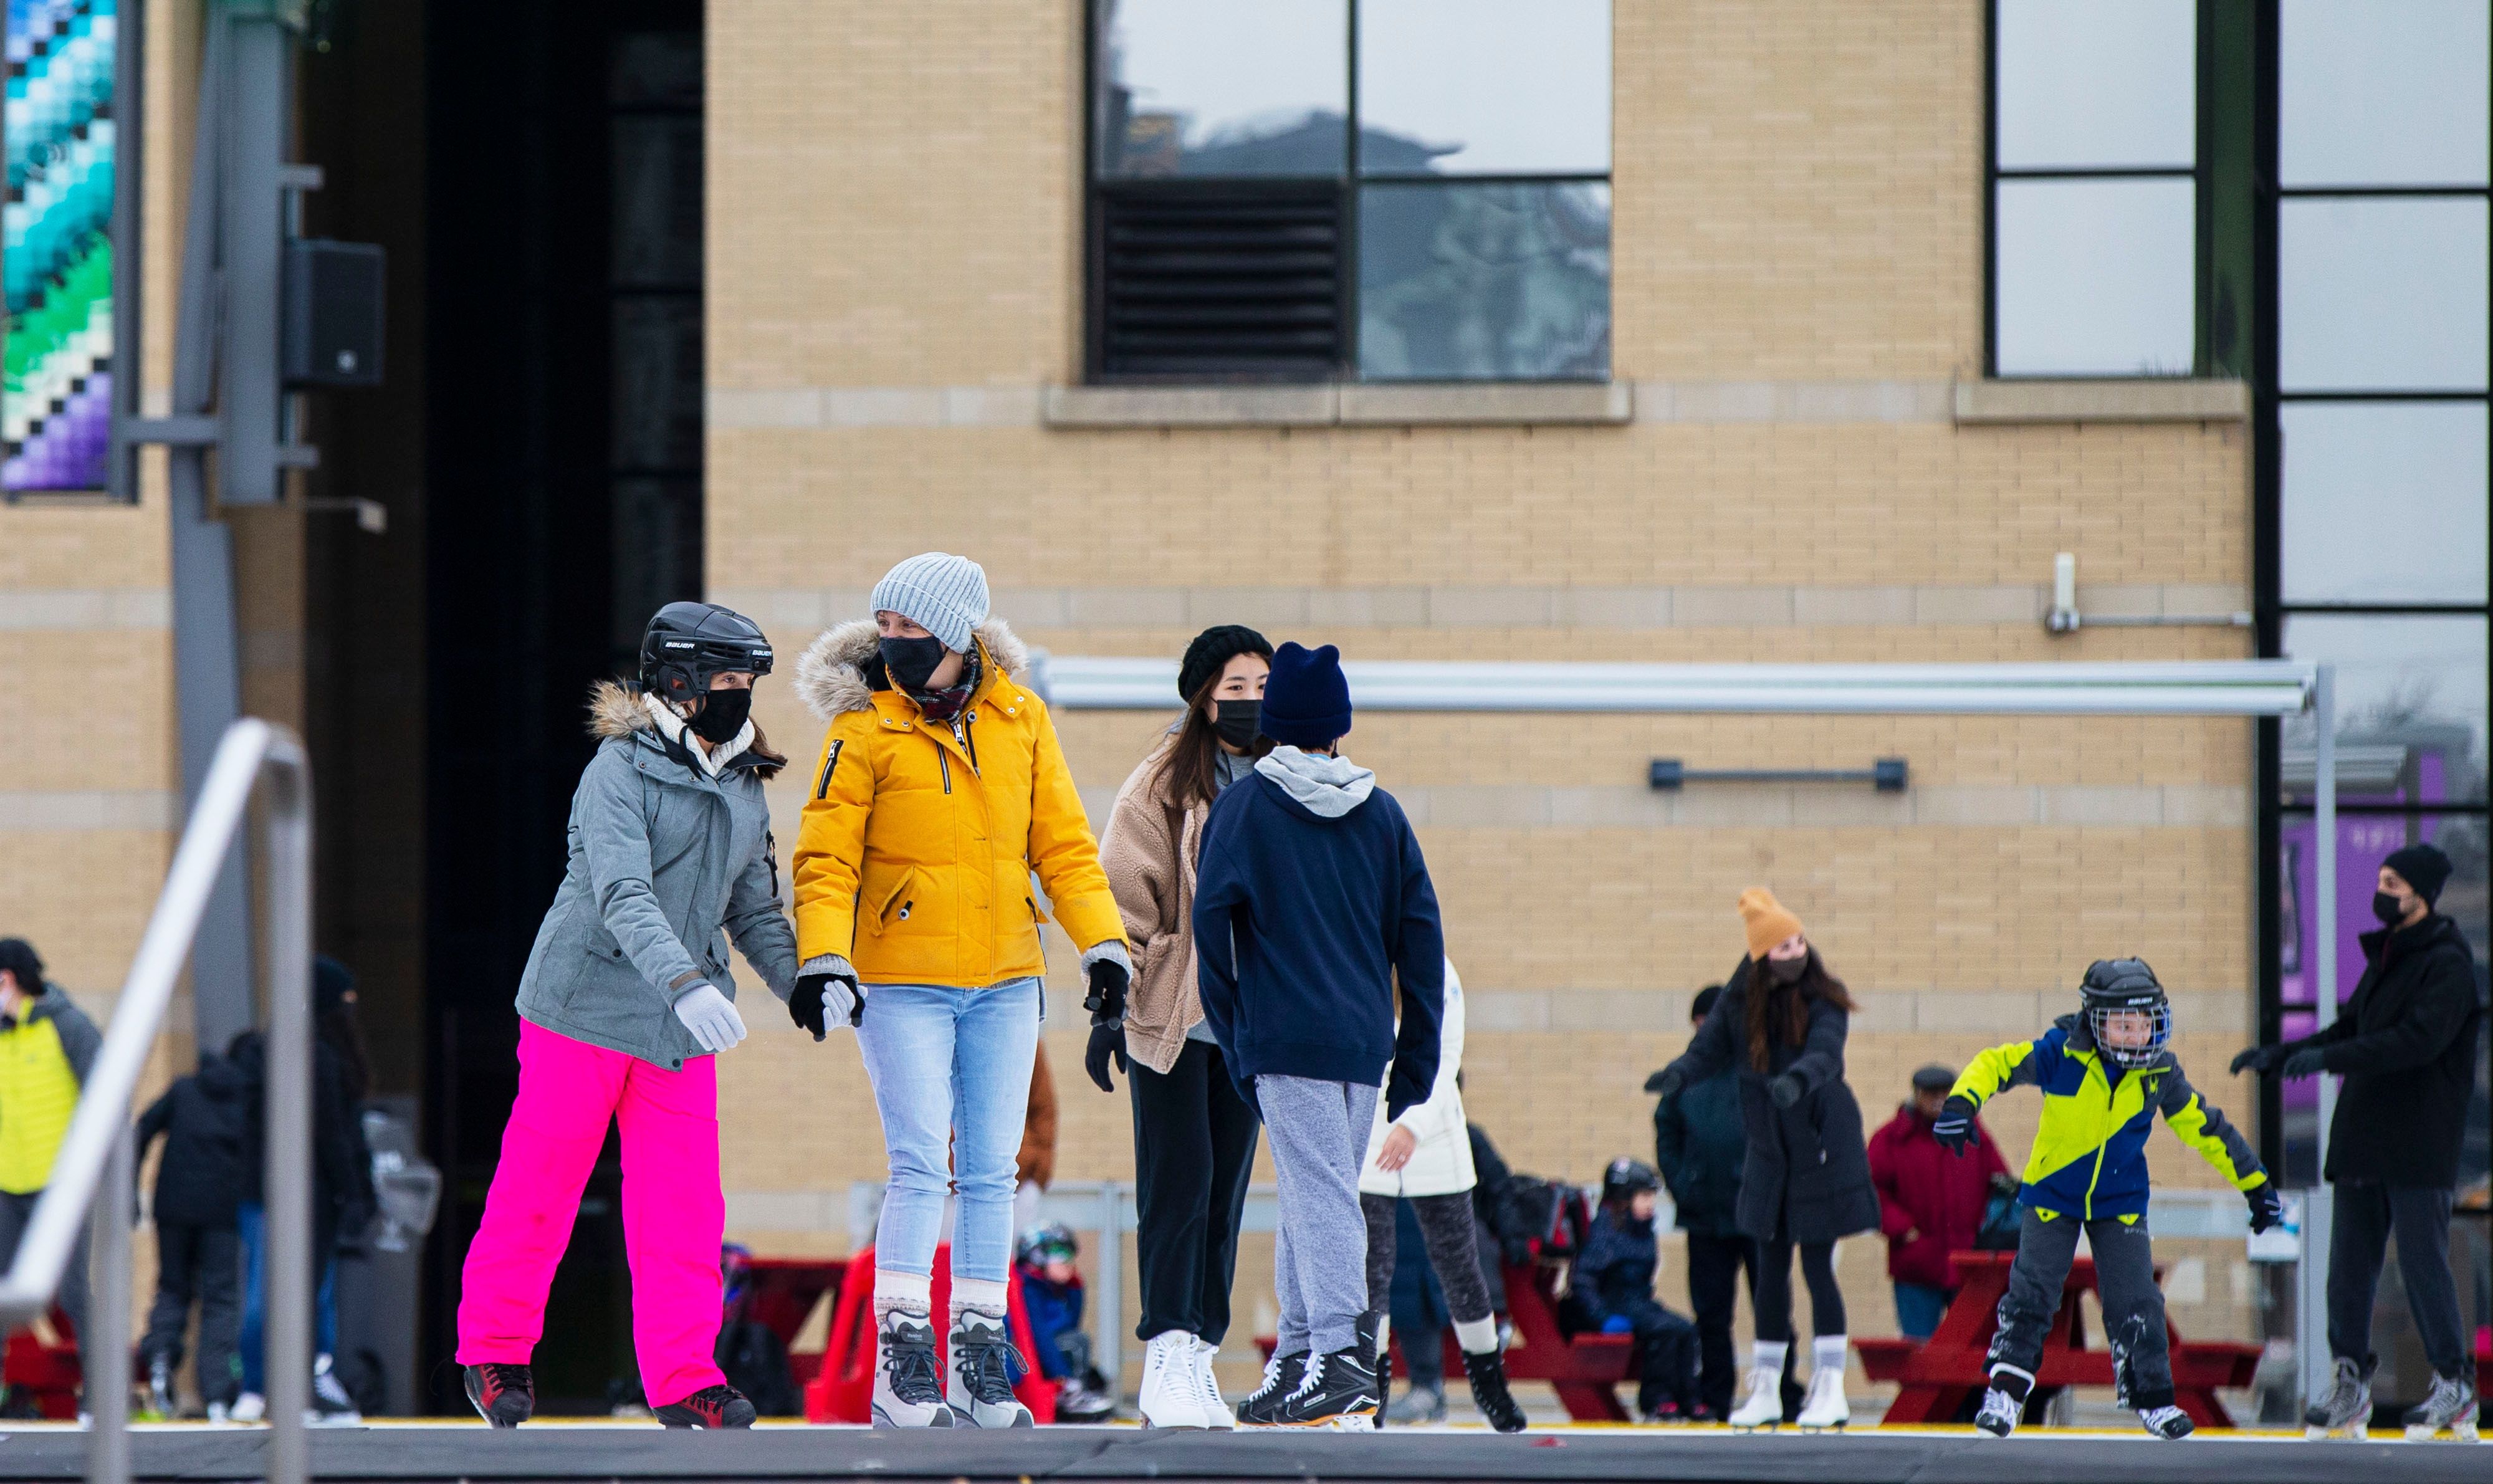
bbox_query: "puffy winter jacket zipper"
[937,750,951,794]
[2082,1056,2110,1219]
[954,712,980,775]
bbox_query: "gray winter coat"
[514,682,800,1070]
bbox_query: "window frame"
[1081,0,1613,385]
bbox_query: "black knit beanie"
[1177,625,1273,704]
[0,939,46,995]
[2383,842,2454,907]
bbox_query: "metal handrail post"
[85,1127,133,1484]
[262,732,313,1484]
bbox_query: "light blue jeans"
[854,977,1042,1286]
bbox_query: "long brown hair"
[1744,949,1857,1073]
[1151,673,1273,810]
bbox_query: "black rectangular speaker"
[282,238,387,388]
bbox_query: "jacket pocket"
[860,863,917,936]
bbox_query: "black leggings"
[1751,1234,1844,1342]
[1361,1192,1495,1326]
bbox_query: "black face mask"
[1767,955,1809,985]
[2373,890,2412,926]
[689,684,752,745]
[879,635,950,691]
[1212,699,1262,749]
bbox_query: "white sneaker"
[206,1401,232,1425]
[230,1392,266,1423]
[1796,1364,1849,1431]
[1191,1337,1236,1429]
[1727,1366,1783,1430]
[1137,1330,1210,1429]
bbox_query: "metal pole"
[84,1127,132,1484]
[1094,1183,1123,1397]
[262,733,313,1484]
[2302,662,2338,1406]
[215,14,288,504]
[105,0,145,503]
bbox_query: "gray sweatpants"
[1259,1075,1378,1357]
[1988,1207,2173,1410]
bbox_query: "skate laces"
[954,1316,1022,1404]
[1288,1352,1336,1401]
[1248,1352,1293,1401]
[480,1363,530,1393]
[881,1318,945,1402]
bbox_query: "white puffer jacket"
[1359,959,1477,1199]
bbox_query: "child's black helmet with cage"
[1601,1157,1662,1207]
[2080,957,2171,1069]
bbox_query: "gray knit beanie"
[869,552,990,653]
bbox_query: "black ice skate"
[655,1382,757,1429]
[1236,1351,1305,1427]
[463,1363,534,1429]
[1276,1346,1379,1428]
[1462,1350,1528,1433]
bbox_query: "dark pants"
[1563,1290,1701,1416]
[1989,1209,2171,1409]
[1685,1230,1802,1418]
[2328,1182,2467,1381]
[1753,1231,1845,1341]
[1362,1191,1496,1328]
[0,1188,89,1346]
[141,1222,244,1407]
[1129,1038,1260,1344]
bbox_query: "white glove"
[673,982,747,1053]
[795,953,864,1035]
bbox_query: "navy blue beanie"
[1260,642,1351,749]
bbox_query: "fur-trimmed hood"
[583,679,784,778]
[794,617,1031,722]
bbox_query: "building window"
[2264,0,2490,1186]
[1986,0,2200,377]
[1087,0,1611,383]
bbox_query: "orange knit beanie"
[1738,888,1804,961]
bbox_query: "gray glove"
[673,982,748,1053]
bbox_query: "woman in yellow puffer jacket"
[787,552,1130,1430]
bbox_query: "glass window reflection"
[1355,0,1609,176]
[1994,177,2195,376]
[2283,613,2490,806]
[2279,0,2491,188]
[1094,0,1347,177]
[1995,0,2195,170]
[1357,182,1609,381]
[2280,197,2492,392]
[2282,402,2490,606]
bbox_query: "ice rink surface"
[0,1421,2478,1483]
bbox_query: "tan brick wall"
[704,0,2270,1367]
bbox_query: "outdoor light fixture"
[1648,757,1910,792]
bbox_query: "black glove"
[2246,1181,2285,1235]
[2229,1045,2285,1076]
[1083,957,1131,1026]
[789,966,863,1041]
[1644,1065,1685,1100]
[2283,1046,2327,1079]
[1083,1022,1127,1093]
[1768,1071,1807,1109]
[1932,1094,1978,1155]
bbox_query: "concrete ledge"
[1043,381,1629,429]
[1953,378,2252,425]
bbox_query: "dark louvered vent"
[1096,186,1343,379]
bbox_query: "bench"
[1855,1250,2259,1427]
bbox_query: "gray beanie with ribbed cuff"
[869,552,990,653]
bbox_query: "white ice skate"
[2304,1356,2371,1440]
[1795,1366,1849,1432]
[1191,1336,1237,1429]
[870,1309,956,1429]
[1727,1366,1784,1431]
[1137,1330,1210,1429]
[2139,1405,2194,1439]
[2403,1374,2480,1443]
[945,1309,1033,1428]
[1974,1387,2021,1437]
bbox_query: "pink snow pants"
[456,1020,725,1408]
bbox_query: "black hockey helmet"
[1017,1222,1077,1267]
[639,602,773,707]
[2079,957,2171,1069]
[1601,1157,1661,1207]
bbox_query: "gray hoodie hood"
[1254,745,1376,819]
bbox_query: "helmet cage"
[2087,1000,2171,1068]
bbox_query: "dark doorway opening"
[418,0,705,1414]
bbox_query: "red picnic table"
[1854,1250,2259,1427]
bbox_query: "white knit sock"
[950,1276,1009,1319]
[1453,1316,1500,1356]
[873,1267,932,1319]
[1813,1334,1849,1378]
[1753,1339,1789,1373]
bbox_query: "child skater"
[455,603,796,1429]
[1938,959,2283,1440]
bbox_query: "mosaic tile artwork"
[4,0,115,492]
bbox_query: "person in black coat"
[1650,983,1800,1420]
[1647,890,1878,1431]
[134,1051,252,1414]
[2233,842,2485,1437]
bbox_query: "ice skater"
[454,602,794,1429]
[1941,958,2282,1440]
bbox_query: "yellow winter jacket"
[790,618,1125,987]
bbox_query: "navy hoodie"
[1192,747,1446,1115]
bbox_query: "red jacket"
[1867,1104,2006,1290]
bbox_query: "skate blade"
[1797,1421,1846,1433]
[1730,1422,1780,1434]
[2403,1423,2480,1443]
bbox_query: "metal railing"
[0,720,313,1484]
